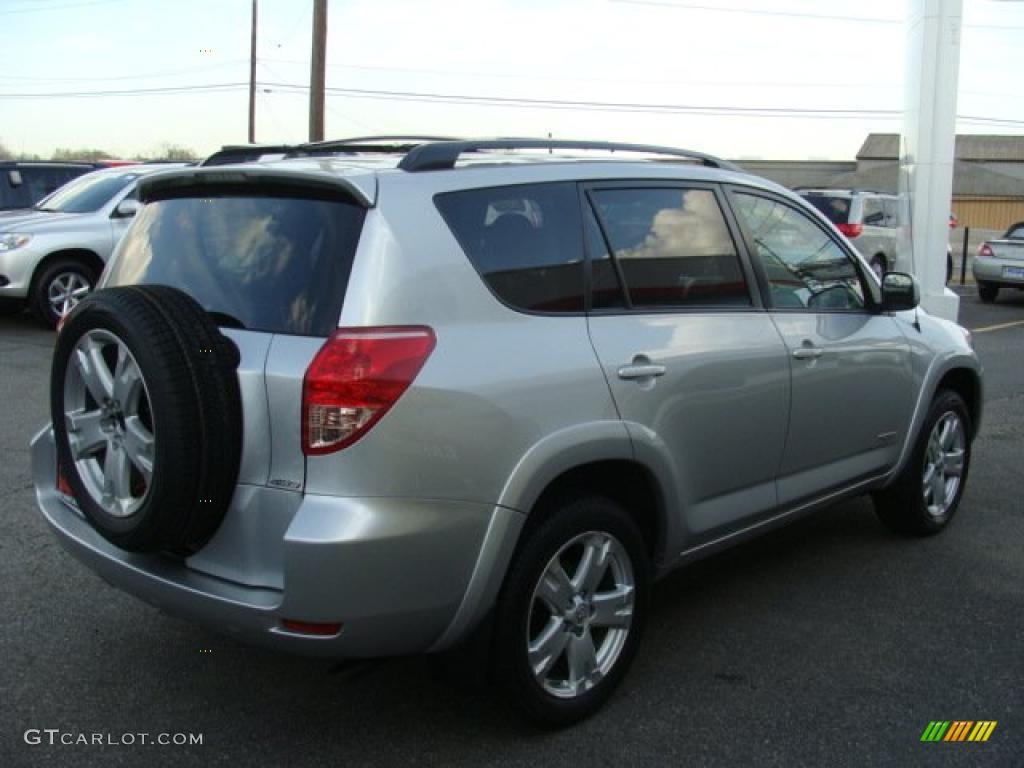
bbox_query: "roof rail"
[397,139,743,173]
[200,144,295,167]
[290,135,461,157]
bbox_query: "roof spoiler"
[137,167,376,207]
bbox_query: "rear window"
[106,194,365,336]
[435,182,584,313]
[801,194,851,226]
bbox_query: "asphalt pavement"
[1,288,1022,767]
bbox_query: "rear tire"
[870,255,887,280]
[978,282,999,303]
[31,258,97,329]
[873,390,971,536]
[494,495,649,727]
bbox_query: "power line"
[0,61,248,83]
[0,0,126,15]
[260,56,903,91]
[613,0,1024,32]
[0,83,248,99]
[266,81,902,118]
[5,78,1023,128]
[609,0,899,24]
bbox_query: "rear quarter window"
[434,182,584,313]
[106,193,365,336]
[801,194,851,226]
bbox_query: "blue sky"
[1,0,1022,160]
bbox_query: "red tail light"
[280,619,343,636]
[977,243,994,258]
[302,326,436,455]
[837,223,863,239]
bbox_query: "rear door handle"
[617,363,667,380]
[792,345,823,360]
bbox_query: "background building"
[737,134,1024,233]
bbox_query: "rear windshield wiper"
[208,310,246,330]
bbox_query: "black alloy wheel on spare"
[51,285,243,554]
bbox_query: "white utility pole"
[900,0,963,321]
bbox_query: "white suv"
[797,189,904,279]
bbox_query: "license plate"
[1003,266,1024,279]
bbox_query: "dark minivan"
[0,162,97,211]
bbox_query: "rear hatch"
[103,168,371,493]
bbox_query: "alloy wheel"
[526,531,635,699]
[62,329,155,517]
[922,410,965,518]
[48,271,91,318]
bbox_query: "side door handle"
[617,362,667,380]
[792,343,823,360]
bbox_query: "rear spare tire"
[51,285,242,554]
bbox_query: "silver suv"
[0,164,181,327]
[31,139,982,725]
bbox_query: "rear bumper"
[972,257,1024,286]
[31,426,522,658]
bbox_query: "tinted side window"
[590,187,750,308]
[585,204,626,309]
[732,192,866,311]
[1007,224,1024,240]
[862,196,885,227]
[801,194,850,225]
[882,198,899,228]
[435,182,584,313]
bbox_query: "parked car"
[0,163,181,327]
[796,188,905,279]
[31,139,982,726]
[973,221,1024,302]
[0,161,97,211]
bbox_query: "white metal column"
[899,0,962,321]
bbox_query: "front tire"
[873,390,971,536]
[494,495,649,727]
[31,258,97,329]
[978,282,999,303]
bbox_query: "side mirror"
[881,271,919,311]
[114,199,141,218]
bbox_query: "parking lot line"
[969,319,1024,334]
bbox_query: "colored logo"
[921,721,997,742]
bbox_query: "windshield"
[37,172,138,213]
[801,194,851,226]
[106,194,366,336]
